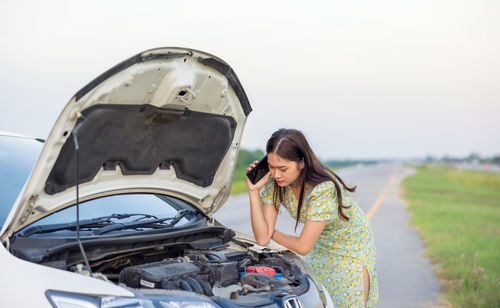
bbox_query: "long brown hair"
[266,129,356,230]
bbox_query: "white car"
[0,47,334,308]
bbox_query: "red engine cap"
[246,266,276,276]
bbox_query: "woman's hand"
[271,220,327,256]
[246,160,271,192]
[246,160,277,246]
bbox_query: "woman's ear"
[299,158,305,170]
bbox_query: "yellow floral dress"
[260,180,379,307]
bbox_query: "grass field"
[402,165,500,307]
[230,165,251,195]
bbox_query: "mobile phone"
[246,156,269,185]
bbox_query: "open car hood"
[3,47,251,238]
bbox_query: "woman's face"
[267,152,304,187]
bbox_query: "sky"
[0,0,498,160]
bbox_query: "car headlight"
[45,290,221,308]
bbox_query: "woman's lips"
[276,180,284,184]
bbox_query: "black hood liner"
[45,104,237,195]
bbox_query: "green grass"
[230,165,250,195]
[402,165,500,307]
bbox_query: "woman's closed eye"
[270,166,287,172]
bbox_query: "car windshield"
[0,135,43,228]
[24,193,197,233]
[0,135,201,233]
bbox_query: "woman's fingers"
[247,162,258,169]
[247,171,271,191]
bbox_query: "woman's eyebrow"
[268,163,287,168]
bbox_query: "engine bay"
[9,225,311,305]
[83,247,306,301]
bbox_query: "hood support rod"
[73,112,92,275]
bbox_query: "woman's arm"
[248,189,278,245]
[271,220,327,256]
[247,161,277,246]
[273,181,336,255]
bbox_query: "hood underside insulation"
[45,104,236,194]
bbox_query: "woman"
[247,128,379,308]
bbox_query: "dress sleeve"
[305,181,338,221]
[259,180,275,206]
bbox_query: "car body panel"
[0,134,44,230]
[0,243,134,308]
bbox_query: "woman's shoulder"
[309,180,337,198]
[309,179,354,197]
[304,181,338,221]
[314,180,336,189]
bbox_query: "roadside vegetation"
[230,149,375,195]
[230,148,266,195]
[402,165,500,307]
[424,152,500,166]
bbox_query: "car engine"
[83,248,305,300]
[10,226,315,306]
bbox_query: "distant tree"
[441,155,460,163]
[324,159,376,168]
[466,152,481,162]
[425,155,436,163]
[491,155,500,165]
[325,160,355,168]
[237,148,265,169]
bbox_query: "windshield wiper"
[94,209,190,235]
[18,213,158,237]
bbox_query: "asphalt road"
[215,162,446,307]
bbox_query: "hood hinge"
[19,195,37,225]
[2,236,10,250]
[210,185,228,215]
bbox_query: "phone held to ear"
[246,156,269,185]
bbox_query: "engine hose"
[160,279,177,290]
[198,279,213,296]
[206,252,225,261]
[179,279,193,292]
[185,277,204,294]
